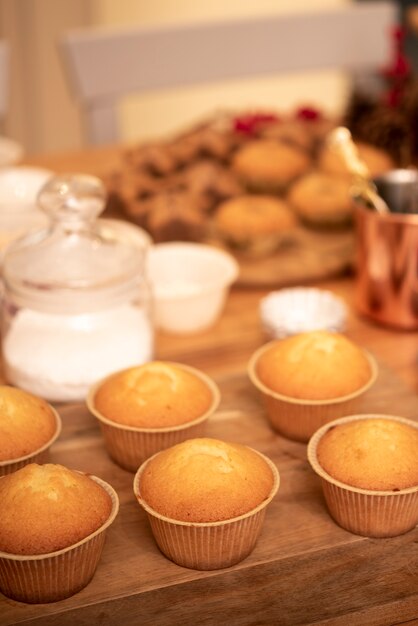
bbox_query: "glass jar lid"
[2,173,150,313]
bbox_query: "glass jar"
[1,173,154,402]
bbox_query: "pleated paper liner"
[307,414,418,538]
[134,450,280,570]
[87,363,221,472]
[0,406,62,476]
[0,474,119,603]
[247,342,378,442]
[133,448,280,570]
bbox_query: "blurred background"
[0,0,358,155]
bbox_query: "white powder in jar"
[3,304,153,402]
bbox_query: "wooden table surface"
[1,147,417,626]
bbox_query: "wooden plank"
[1,363,417,625]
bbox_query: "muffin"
[88,361,220,471]
[287,171,354,226]
[0,463,119,603]
[134,437,279,569]
[317,417,418,491]
[214,194,298,257]
[248,330,377,441]
[0,385,62,475]
[232,139,311,192]
[308,414,418,537]
[318,141,394,179]
[260,119,315,152]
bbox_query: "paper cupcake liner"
[307,414,418,538]
[98,420,208,473]
[0,406,62,477]
[87,363,220,473]
[248,344,377,442]
[133,449,279,570]
[260,288,347,339]
[0,475,119,603]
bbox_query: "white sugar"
[3,304,153,402]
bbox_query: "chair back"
[60,3,396,144]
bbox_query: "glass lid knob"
[37,173,106,225]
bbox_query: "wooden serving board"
[2,363,417,626]
[230,226,355,287]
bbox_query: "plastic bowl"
[146,242,239,334]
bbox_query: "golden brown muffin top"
[214,194,297,238]
[0,463,113,555]
[0,386,58,462]
[317,418,418,491]
[232,140,311,187]
[255,331,372,400]
[287,171,353,222]
[138,437,275,522]
[93,361,215,428]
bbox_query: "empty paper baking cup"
[0,407,62,477]
[87,365,220,472]
[133,449,279,570]
[307,414,418,538]
[0,475,119,603]
[247,344,378,442]
[260,288,347,339]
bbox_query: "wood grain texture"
[10,145,417,625]
[1,364,417,626]
[228,227,354,287]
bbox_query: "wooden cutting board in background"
[211,226,355,287]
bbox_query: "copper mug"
[355,172,418,329]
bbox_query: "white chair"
[59,2,396,145]
[0,40,10,123]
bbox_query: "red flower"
[382,52,411,80]
[232,111,279,135]
[294,105,323,121]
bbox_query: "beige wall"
[0,0,350,154]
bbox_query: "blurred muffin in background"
[287,171,353,227]
[232,140,311,193]
[214,194,298,257]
